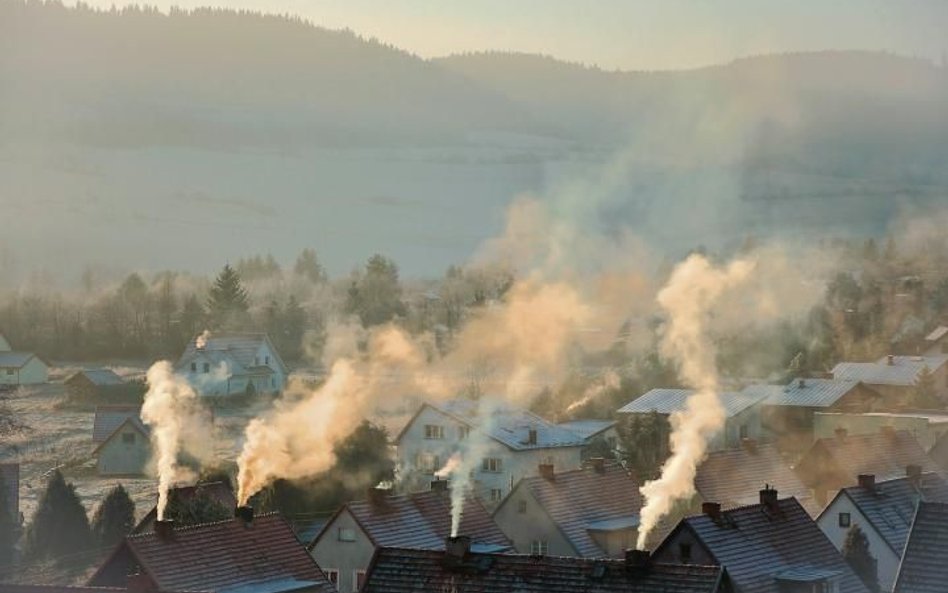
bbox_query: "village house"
[395,398,588,505]
[361,539,731,593]
[832,354,948,407]
[554,419,620,455]
[795,427,943,505]
[175,332,288,397]
[89,510,335,593]
[617,388,768,453]
[892,501,948,593]
[922,326,948,356]
[814,410,948,451]
[492,459,642,558]
[308,483,509,593]
[817,469,948,591]
[91,406,150,476]
[0,352,48,388]
[132,481,236,534]
[652,489,870,593]
[0,462,21,529]
[64,369,132,402]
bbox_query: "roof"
[90,513,333,593]
[695,443,816,513]
[92,416,150,455]
[617,388,767,418]
[657,497,868,593]
[892,501,948,593]
[505,462,642,557]
[92,405,144,444]
[132,482,237,535]
[177,332,288,375]
[0,462,18,517]
[832,355,948,386]
[925,326,948,343]
[404,399,587,451]
[752,378,866,408]
[362,547,727,593]
[823,474,948,556]
[0,587,129,593]
[0,351,37,369]
[68,369,126,387]
[554,419,616,440]
[802,430,942,484]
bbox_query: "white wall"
[309,509,376,593]
[0,356,48,386]
[96,428,150,476]
[817,494,896,591]
[493,486,577,556]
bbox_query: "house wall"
[309,509,376,593]
[817,495,895,591]
[492,485,579,557]
[589,528,638,557]
[652,527,717,566]
[722,405,763,450]
[253,341,287,393]
[0,357,48,386]
[97,428,150,475]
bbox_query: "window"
[122,433,135,444]
[5,369,13,376]
[490,488,503,502]
[482,457,502,473]
[458,426,470,440]
[679,542,692,562]
[352,570,367,592]
[190,362,197,372]
[203,363,210,374]
[739,424,748,439]
[418,452,440,474]
[325,569,339,585]
[271,377,275,388]
[518,500,527,514]
[424,425,445,440]
[530,540,548,555]
[337,527,356,542]
[838,512,851,528]
[265,355,270,365]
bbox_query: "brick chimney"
[835,427,848,440]
[539,463,555,481]
[367,486,390,508]
[127,571,155,593]
[625,549,651,572]
[589,457,606,474]
[154,519,174,539]
[702,502,722,523]
[234,505,254,525]
[880,425,897,440]
[445,535,471,560]
[858,474,876,492]
[759,485,778,511]
[430,478,449,493]
[798,378,806,389]
[907,464,923,486]
[887,354,895,366]
[741,438,758,454]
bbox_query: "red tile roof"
[89,513,334,593]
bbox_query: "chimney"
[759,485,778,511]
[741,438,758,454]
[367,486,389,508]
[127,571,154,593]
[445,535,471,560]
[625,549,651,571]
[539,463,555,481]
[835,427,848,440]
[880,425,897,440]
[798,378,806,389]
[430,478,449,493]
[858,474,876,492]
[234,505,254,525]
[527,428,538,445]
[907,464,923,485]
[702,502,722,523]
[887,354,895,366]
[154,519,174,539]
[589,457,606,474]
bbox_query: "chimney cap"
[759,484,779,510]
[234,505,254,524]
[430,478,449,493]
[588,457,606,474]
[154,519,174,539]
[625,549,651,571]
[702,501,722,522]
[858,474,876,491]
[445,535,472,560]
[539,463,555,481]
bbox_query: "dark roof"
[0,351,37,369]
[90,513,333,593]
[802,430,942,484]
[506,461,641,557]
[67,369,126,387]
[751,378,866,408]
[92,406,142,443]
[656,497,869,593]
[695,443,816,514]
[0,587,129,593]
[617,388,767,418]
[892,501,948,593]
[362,547,727,593]
[92,416,150,455]
[132,482,237,535]
[554,419,616,440]
[823,474,948,557]
[0,462,18,519]
[313,489,509,551]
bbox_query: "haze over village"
[2,2,948,593]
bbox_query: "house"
[395,398,588,505]
[131,481,236,534]
[794,427,943,505]
[746,378,881,454]
[832,354,948,407]
[652,489,870,593]
[555,419,620,454]
[694,440,817,515]
[65,369,132,402]
[814,410,948,451]
[0,462,21,528]
[0,352,48,387]
[361,540,731,593]
[925,429,948,473]
[89,510,335,593]
[617,388,768,453]
[492,458,642,558]
[892,501,948,593]
[175,332,288,397]
[307,483,510,593]
[817,470,948,591]
[922,326,948,356]
[93,415,150,476]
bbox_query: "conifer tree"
[207,264,250,329]
[0,470,16,565]
[843,524,878,592]
[24,471,91,561]
[90,484,135,548]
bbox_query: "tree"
[842,524,878,592]
[207,265,250,330]
[90,484,135,548]
[345,255,406,328]
[24,470,91,561]
[294,248,327,284]
[164,487,230,527]
[333,421,395,486]
[0,470,16,565]
[618,411,668,481]
[179,294,206,342]
[913,365,941,409]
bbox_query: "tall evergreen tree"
[90,484,135,548]
[345,254,406,328]
[842,524,878,592]
[24,470,91,561]
[0,471,16,566]
[207,264,250,330]
[293,248,327,284]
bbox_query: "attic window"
[424,425,445,440]
[838,512,851,528]
[337,527,356,542]
[482,458,502,473]
[265,356,270,365]
[122,433,135,444]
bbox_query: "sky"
[73,0,948,70]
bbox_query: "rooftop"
[749,378,866,408]
[832,355,948,386]
[178,332,287,375]
[892,501,948,593]
[68,369,126,387]
[92,406,142,444]
[132,481,237,535]
[801,429,942,484]
[925,326,948,343]
[554,419,616,440]
[617,388,768,418]
[0,351,37,369]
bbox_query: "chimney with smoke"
[154,519,174,540]
[430,478,449,493]
[907,464,922,486]
[625,549,651,572]
[858,474,876,492]
[741,438,758,454]
[367,486,390,508]
[702,502,722,523]
[445,535,471,561]
[759,485,778,512]
[589,457,606,474]
[887,354,895,366]
[126,572,155,593]
[539,463,555,481]
[798,378,806,389]
[234,505,254,525]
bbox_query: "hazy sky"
[74,0,948,70]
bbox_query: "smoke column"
[635,254,754,549]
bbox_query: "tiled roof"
[0,587,130,593]
[92,406,142,443]
[132,482,237,535]
[68,369,126,387]
[93,417,150,455]
[314,489,510,551]
[555,419,616,440]
[751,378,865,408]
[362,547,726,593]
[510,462,641,557]
[178,332,287,374]
[892,501,948,593]
[660,497,868,593]
[421,399,587,451]
[803,430,942,484]
[925,326,948,342]
[832,355,948,386]
[0,462,18,518]
[617,388,767,418]
[90,513,334,593]
[695,443,816,513]
[0,351,36,369]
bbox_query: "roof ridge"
[127,511,281,538]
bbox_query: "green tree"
[618,411,668,481]
[24,470,92,561]
[207,265,250,330]
[179,294,206,344]
[842,524,879,592]
[0,470,16,565]
[164,487,231,527]
[913,365,941,409]
[294,248,327,284]
[90,484,135,548]
[345,255,406,328]
[333,421,395,486]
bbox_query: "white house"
[833,354,948,406]
[175,332,288,397]
[817,470,948,591]
[395,398,588,507]
[0,352,49,387]
[93,416,151,476]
